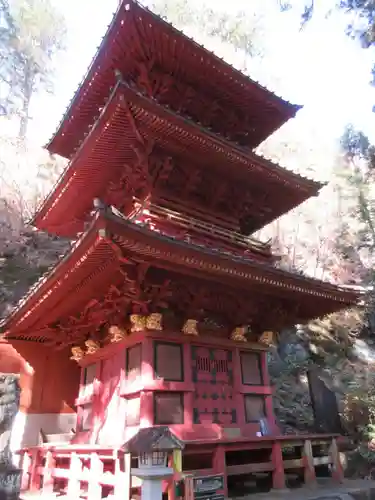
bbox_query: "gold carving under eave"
[70,347,85,362]
[146,312,163,331]
[85,339,100,354]
[108,325,127,343]
[259,331,275,346]
[182,319,199,336]
[130,314,147,332]
[231,326,247,342]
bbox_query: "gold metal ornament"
[85,339,100,354]
[146,313,163,331]
[70,346,84,362]
[108,325,127,343]
[230,326,247,342]
[182,319,199,336]
[130,314,147,332]
[259,331,274,346]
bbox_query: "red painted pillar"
[233,349,245,427]
[330,438,344,483]
[261,351,277,430]
[140,391,154,427]
[141,337,154,384]
[303,439,317,486]
[29,449,42,491]
[183,343,193,427]
[271,441,286,490]
[213,446,227,497]
[42,450,55,494]
[88,452,103,500]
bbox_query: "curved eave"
[104,213,358,308]
[0,214,119,338]
[33,83,320,238]
[46,0,301,159]
[3,212,359,340]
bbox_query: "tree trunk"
[18,65,33,142]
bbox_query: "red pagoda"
[1,1,358,498]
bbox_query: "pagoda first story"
[1,210,358,498]
[0,340,78,456]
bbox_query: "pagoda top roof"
[46,0,301,159]
[33,82,321,238]
[1,209,358,343]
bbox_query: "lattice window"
[77,404,92,431]
[125,395,140,426]
[83,364,96,385]
[154,392,184,425]
[126,344,142,382]
[240,352,262,385]
[244,395,266,422]
[154,342,183,381]
[197,356,228,373]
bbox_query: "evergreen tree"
[0,0,66,140]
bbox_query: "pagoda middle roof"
[33,82,322,238]
[1,209,358,343]
[47,0,301,159]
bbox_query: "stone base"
[0,466,21,500]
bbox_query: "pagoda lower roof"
[46,0,300,159]
[33,82,322,238]
[1,210,358,344]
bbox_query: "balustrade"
[19,445,132,500]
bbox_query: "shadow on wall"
[0,339,80,449]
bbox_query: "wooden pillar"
[303,440,317,486]
[29,449,41,491]
[184,475,194,500]
[114,452,131,500]
[330,437,344,483]
[168,449,182,500]
[42,450,55,494]
[233,349,246,426]
[141,337,154,384]
[213,446,227,497]
[140,391,154,427]
[184,343,194,427]
[88,452,103,500]
[67,452,82,497]
[20,450,31,491]
[271,441,286,490]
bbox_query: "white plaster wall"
[10,411,77,456]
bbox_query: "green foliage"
[150,0,265,57]
[0,0,66,138]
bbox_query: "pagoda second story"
[31,0,321,261]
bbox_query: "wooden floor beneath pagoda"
[19,479,375,500]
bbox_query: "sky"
[22,0,375,150]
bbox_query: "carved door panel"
[191,346,236,425]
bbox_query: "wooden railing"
[129,201,274,263]
[182,435,344,497]
[18,436,344,499]
[19,445,132,500]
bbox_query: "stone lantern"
[123,426,184,500]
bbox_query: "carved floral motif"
[182,319,199,336]
[230,326,247,342]
[70,347,85,362]
[146,313,163,331]
[108,325,127,343]
[85,339,100,354]
[130,314,147,332]
[259,331,275,346]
